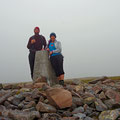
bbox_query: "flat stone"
[62,117,79,120]
[42,113,61,120]
[89,76,108,84]
[46,88,72,109]
[24,101,36,109]
[33,50,58,86]
[3,84,13,90]
[8,109,41,120]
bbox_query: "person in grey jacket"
[47,33,65,85]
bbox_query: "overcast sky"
[0,0,120,83]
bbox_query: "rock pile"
[0,76,120,120]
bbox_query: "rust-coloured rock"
[46,88,72,109]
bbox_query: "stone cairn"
[0,76,120,120]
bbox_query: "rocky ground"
[0,76,120,120]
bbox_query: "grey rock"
[72,107,84,114]
[33,50,58,86]
[84,116,94,120]
[36,101,56,113]
[95,98,107,111]
[0,91,12,104]
[73,113,86,119]
[42,113,61,120]
[72,97,83,106]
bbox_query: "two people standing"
[27,27,65,86]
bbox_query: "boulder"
[46,88,72,109]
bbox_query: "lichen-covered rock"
[99,109,120,120]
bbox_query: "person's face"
[51,36,56,42]
[34,29,40,34]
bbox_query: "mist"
[0,0,120,83]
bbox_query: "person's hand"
[50,51,53,55]
[46,48,49,51]
[31,39,36,44]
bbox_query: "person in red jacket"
[27,27,46,79]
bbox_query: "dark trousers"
[28,52,36,79]
[50,54,65,77]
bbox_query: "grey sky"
[0,0,120,83]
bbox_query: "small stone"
[84,117,94,120]
[74,85,84,92]
[84,97,96,105]
[99,109,120,120]
[8,109,41,120]
[92,85,102,94]
[24,101,36,109]
[33,82,47,89]
[72,107,84,114]
[24,82,33,88]
[61,117,79,120]
[72,97,83,106]
[0,91,12,104]
[36,101,56,113]
[95,98,107,111]
[34,76,47,83]
[42,113,61,120]
[99,91,106,100]
[3,84,13,90]
[105,89,120,103]
[73,113,86,119]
